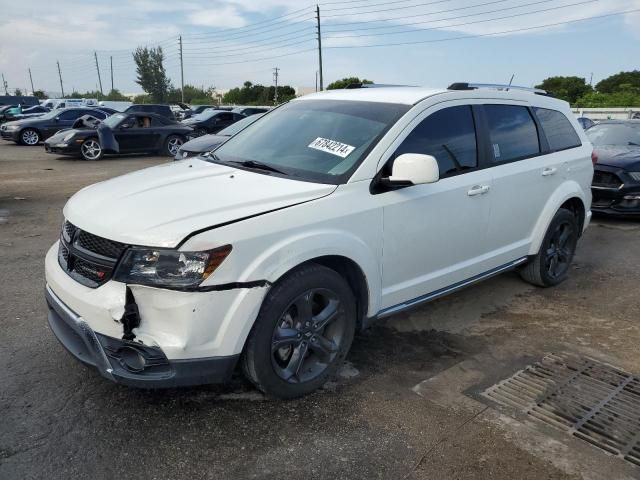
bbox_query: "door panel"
[97,124,119,153]
[380,170,493,309]
[377,102,495,310]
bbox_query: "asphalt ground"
[1,141,639,479]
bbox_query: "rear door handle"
[467,185,490,196]
[542,167,557,177]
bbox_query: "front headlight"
[114,245,232,288]
[63,132,75,142]
[5,125,19,131]
[629,172,640,182]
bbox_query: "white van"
[45,83,593,398]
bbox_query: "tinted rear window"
[485,105,540,162]
[534,108,581,151]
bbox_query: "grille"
[593,170,623,189]
[76,230,126,259]
[483,353,640,467]
[58,221,127,288]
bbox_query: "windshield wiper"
[229,160,287,175]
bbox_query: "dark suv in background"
[125,104,175,120]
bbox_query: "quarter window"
[394,105,478,177]
[485,105,540,162]
[534,108,582,151]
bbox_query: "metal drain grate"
[482,353,640,467]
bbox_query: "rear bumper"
[46,284,239,388]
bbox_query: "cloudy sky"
[0,0,638,96]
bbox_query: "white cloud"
[187,6,247,28]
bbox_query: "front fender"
[241,229,381,317]
[528,180,590,256]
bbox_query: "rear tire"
[242,263,356,399]
[19,128,40,146]
[164,135,184,157]
[80,138,103,161]
[520,208,578,287]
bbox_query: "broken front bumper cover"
[45,284,239,388]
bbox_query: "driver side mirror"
[54,117,60,122]
[120,122,133,129]
[384,153,439,187]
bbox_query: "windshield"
[211,100,409,184]
[587,123,640,146]
[218,113,264,136]
[192,109,218,121]
[102,113,127,128]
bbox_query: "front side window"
[58,109,82,121]
[393,105,478,177]
[534,108,581,151]
[102,113,127,128]
[485,105,540,163]
[212,100,409,184]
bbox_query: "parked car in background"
[180,109,245,137]
[3,105,51,122]
[44,111,192,160]
[0,95,39,107]
[0,107,109,145]
[98,100,132,112]
[125,104,175,120]
[95,107,119,116]
[577,117,595,130]
[589,120,640,216]
[44,84,593,398]
[178,104,217,120]
[175,113,264,160]
[232,106,269,116]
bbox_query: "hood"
[63,159,336,248]
[595,145,640,170]
[181,134,229,152]
[46,129,80,143]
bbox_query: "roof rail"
[345,83,415,89]
[448,82,547,95]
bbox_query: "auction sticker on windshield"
[308,137,355,158]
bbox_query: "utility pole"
[94,52,103,95]
[316,5,324,91]
[589,72,594,86]
[110,56,114,92]
[179,35,184,103]
[1,74,8,95]
[28,68,35,94]
[57,61,65,97]
[273,67,280,104]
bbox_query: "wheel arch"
[19,126,43,142]
[528,181,589,256]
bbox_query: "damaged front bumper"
[46,285,239,387]
[44,243,269,388]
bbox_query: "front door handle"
[467,185,490,196]
[542,167,557,177]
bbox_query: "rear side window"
[58,109,83,121]
[485,105,540,163]
[534,108,582,151]
[394,105,478,177]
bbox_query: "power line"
[322,0,508,17]
[325,8,640,49]
[181,26,315,52]
[322,0,453,12]
[324,0,599,39]
[178,47,316,67]
[182,34,317,57]
[182,15,316,43]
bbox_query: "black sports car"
[180,109,245,138]
[45,112,192,160]
[589,120,640,216]
[175,113,264,160]
[0,107,109,145]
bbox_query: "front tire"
[80,138,103,161]
[20,128,40,146]
[242,263,356,399]
[520,208,579,287]
[164,135,184,157]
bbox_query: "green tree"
[221,81,296,105]
[14,88,22,96]
[132,94,151,104]
[32,90,46,99]
[327,77,373,90]
[535,76,592,104]
[132,46,171,102]
[104,89,130,101]
[596,71,640,94]
[574,91,640,108]
[167,85,215,104]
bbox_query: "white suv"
[45,83,593,398]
